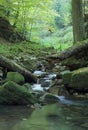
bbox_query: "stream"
[0,101,88,130]
[0,69,88,130]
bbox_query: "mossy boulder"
[62,67,88,92]
[6,72,25,84]
[61,70,72,85]
[69,67,88,91]
[23,83,32,90]
[0,81,35,105]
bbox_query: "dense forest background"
[0,0,88,50]
[0,0,72,50]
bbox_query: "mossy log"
[58,41,88,60]
[0,55,37,83]
[46,41,88,63]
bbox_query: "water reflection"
[0,102,88,130]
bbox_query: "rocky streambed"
[0,48,88,130]
[0,51,88,106]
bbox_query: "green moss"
[70,67,88,90]
[62,70,72,84]
[6,72,25,84]
[61,57,80,66]
[0,81,35,105]
[0,41,47,57]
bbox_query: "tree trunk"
[0,55,37,83]
[72,0,85,43]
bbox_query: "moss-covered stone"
[69,67,88,91]
[40,93,59,103]
[23,83,32,91]
[6,72,25,84]
[62,70,72,84]
[0,81,35,105]
[61,56,88,70]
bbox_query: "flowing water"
[0,99,88,130]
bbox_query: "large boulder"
[62,67,88,92]
[6,72,25,84]
[0,81,35,105]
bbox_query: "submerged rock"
[6,72,25,84]
[0,81,36,105]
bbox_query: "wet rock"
[49,85,59,95]
[58,79,63,85]
[56,73,62,79]
[41,79,52,87]
[40,93,59,103]
[48,78,65,95]
[0,81,36,105]
[58,85,69,96]
[6,72,25,85]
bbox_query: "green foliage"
[39,26,73,51]
[0,40,46,57]
[0,0,73,50]
[0,0,58,38]
[54,0,72,28]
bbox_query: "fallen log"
[0,55,37,83]
[46,41,88,62]
[58,41,88,60]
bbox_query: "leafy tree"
[0,0,58,40]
